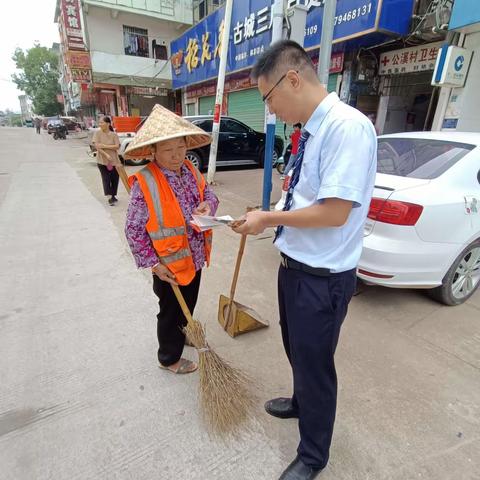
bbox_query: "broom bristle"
[184,320,256,437]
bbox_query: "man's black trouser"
[278,263,356,469]
[97,164,119,196]
[152,270,201,367]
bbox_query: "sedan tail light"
[368,198,423,226]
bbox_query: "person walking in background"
[34,117,41,134]
[283,122,302,175]
[232,40,377,480]
[92,116,121,206]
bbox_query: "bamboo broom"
[121,169,256,436]
[170,283,256,437]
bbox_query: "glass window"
[123,26,149,58]
[223,119,249,134]
[194,120,213,132]
[377,138,475,179]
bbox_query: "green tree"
[12,44,62,117]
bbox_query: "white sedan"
[359,131,480,305]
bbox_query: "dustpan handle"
[228,234,247,304]
[224,234,247,331]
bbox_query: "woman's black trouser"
[97,164,119,196]
[152,270,202,366]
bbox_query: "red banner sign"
[66,51,91,69]
[330,53,345,74]
[71,68,92,83]
[186,71,255,99]
[60,0,85,51]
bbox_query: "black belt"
[280,254,331,277]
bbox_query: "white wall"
[85,0,193,26]
[456,31,480,132]
[90,51,171,81]
[85,5,188,80]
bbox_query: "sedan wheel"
[125,157,149,166]
[259,148,280,168]
[428,241,480,305]
[186,151,202,170]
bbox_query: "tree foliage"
[12,44,62,117]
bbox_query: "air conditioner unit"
[412,0,452,41]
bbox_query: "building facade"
[431,0,480,132]
[169,0,431,138]
[55,0,194,125]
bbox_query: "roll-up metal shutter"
[227,88,265,132]
[199,95,215,115]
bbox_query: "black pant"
[278,264,356,469]
[36,126,41,134]
[97,164,119,196]
[152,270,202,367]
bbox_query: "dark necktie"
[274,130,310,242]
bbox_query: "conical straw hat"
[124,104,211,156]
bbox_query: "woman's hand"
[192,201,211,216]
[152,263,178,285]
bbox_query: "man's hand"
[231,210,269,235]
[152,263,178,285]
[192,201,211,216]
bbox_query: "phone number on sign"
[335,2,372,25]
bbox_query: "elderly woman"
[124,105,218,375]
[92,116,121,206]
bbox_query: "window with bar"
[123,25,149,58]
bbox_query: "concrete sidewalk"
[1,128,479,480]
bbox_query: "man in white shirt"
[233,40,377,480]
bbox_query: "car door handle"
[227,135,236,139]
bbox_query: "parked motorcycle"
[52,124,67,140]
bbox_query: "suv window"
[377,138,474,179]
[223,119,249,134]
[193,120,213,132]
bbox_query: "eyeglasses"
[261,70,298,103]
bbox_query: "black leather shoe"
[264,397,299,419]
[279,456,323,480]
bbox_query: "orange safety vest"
[129,160,213,286]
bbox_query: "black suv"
[184,116,284,170]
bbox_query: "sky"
[0,0,59,113]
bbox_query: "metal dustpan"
[218,235,268,337]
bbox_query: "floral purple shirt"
[125,164,219,271]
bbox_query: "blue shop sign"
[171,0,414,89]
[449,0,480,32]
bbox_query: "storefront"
[431,0,480,132]
[376,42,442,134]
[126,86,174,117]
[171,0,416,134]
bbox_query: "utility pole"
[261,0,284,211]
[317,0,337,87]
[206,0,234,184]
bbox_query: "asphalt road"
[0,127,479,480]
